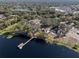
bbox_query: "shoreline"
[55,42,79,53]
[0,32,79,53]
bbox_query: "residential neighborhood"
[0,0,79,54]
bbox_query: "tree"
[35,31,46,39]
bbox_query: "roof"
[66,27,79,40]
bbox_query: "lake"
[0,35,79,58]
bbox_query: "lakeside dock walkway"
[17,37,34,49]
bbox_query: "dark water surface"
[0,36,79,58]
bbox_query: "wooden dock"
[17,37,34,49]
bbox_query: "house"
[0,23,5,29]
[66,27,79,40]
[29,19,41,27]
[42,27,51,34]
[51,21,75,38]
[0,14,6,19]
[29,19,41,31]
[0,11,6,19]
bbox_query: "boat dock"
[17,37,34,49]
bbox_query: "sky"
[0,0,79,3]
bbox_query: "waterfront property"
[66,27,79,41]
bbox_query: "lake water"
[0,35,79,58]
